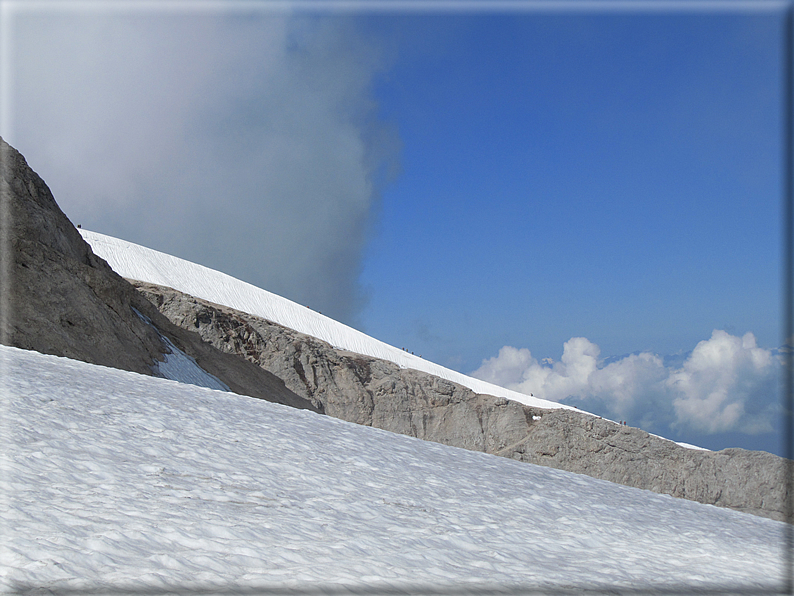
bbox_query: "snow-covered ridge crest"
[80,230,573,412]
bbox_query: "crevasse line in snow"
[80,230,574,412]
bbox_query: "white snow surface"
[156,333,229,392]
[0,345,787,593]
[80,230,574,413]
[132,307,230,392]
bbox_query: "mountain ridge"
[1,135,787,521]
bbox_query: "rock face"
[134,281,789,521]
[1,138,162,374]
[505,409,786,520]
[0,137,317,412]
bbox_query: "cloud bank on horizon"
[471,330,785,452]
[6,11,399,326]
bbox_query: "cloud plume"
[470,330,783,449]
[6,10,399,325]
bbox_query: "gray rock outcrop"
[504,408,786,519]
[0,136,317,412]
[134,281,789,521]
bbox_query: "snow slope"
[80,230,574,412]
[0,345,786,593]
[133,306,230,391]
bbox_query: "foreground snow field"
[80,230,573,413]
[0,346,786,594]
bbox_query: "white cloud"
[471,330,782,439]
[6,10,399,325]
[666,331,778,434]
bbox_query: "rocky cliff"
[0,137,317,412]
[134,281,789,521]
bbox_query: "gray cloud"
[470,330,784,451]
[6,9,399,325]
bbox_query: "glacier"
[0,345,787,594]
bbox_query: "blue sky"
[357,9,787,454]
[359,11,782,369]
[2,2,788,455]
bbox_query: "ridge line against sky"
[0,0,789,455]
[80,228,576,413]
